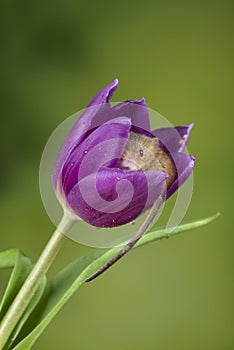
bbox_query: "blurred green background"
[0,0,233,349]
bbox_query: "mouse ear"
[138,134,159,150]
[150,136,159,148]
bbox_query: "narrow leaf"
[0,251,32,321]
[0,250,19,269]
[3,276,46,350]
[13,213,219,350]
[0,250,46,350]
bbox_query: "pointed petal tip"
[138,97,146,104]
[187,122,194,132]
[105,79,119,101]
[190,155,196,167]
[189,154,196,164]
[125,97,146,105]
[109,78,119,90]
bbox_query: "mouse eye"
[139,149,144,157]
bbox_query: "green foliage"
[0,250,46,350]
[0,214,218,350]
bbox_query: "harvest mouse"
[87,131,177,283]
[120,131,177,190]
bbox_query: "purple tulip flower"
[53,79,195,228]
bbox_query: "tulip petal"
[88,79,118,107]
[167,153,196,198]
[89,98,151,134]
[53,79,119,190]
[109,98,151,131]
[67,168,167,227]
[152,124,194,153]
[52,79,195,229]
[61,117,132,196]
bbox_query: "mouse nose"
[119,158,139,172]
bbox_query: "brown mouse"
[120,131,177,190]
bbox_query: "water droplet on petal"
[116,176,120,181]
[84,150,88,154]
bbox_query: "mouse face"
[120,131,162,172]
[120,131,177,190]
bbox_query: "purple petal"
[167,153,196,198]
[61,117,131,196]
[110,99,151,131]
[89,98,151,134]
[88,79,118,107]
[52,79,119,189]
[67,168,167,227]
[152,124,194,153]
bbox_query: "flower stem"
[0,213,76,350]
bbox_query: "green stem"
[0,213,76,350]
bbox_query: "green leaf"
[0,250,46,350]
[11,250,107,350]
[3,276,46,350]
[13,213,219,350]
[0,249,19,269]
[0,251,33,321]
[140,212,221,247]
